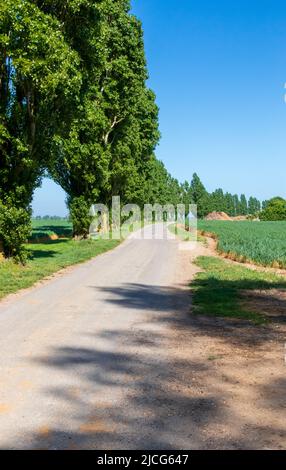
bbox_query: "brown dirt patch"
[240,289,286,323]
[205,212,232,221]
[172,242,286,449]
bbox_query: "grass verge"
[168,223,206,243]
[191,256,286,324]
[0,238,119,300]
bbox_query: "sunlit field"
[198,221,286,268]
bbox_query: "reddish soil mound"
[205,211,232,221]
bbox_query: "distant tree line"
[183,173,262,219]
[130,169,263,219]
[148,172,262,219]
[181,175,286,221]
[34,215,69,221]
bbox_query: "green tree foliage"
[189,173,207,205]
[68,196,93,240]
[233,194,240,216]
[144,157,181,206]
[1,0,270,253]
[210,189,226,213]
[239,194,248,216]
[0,0,160,245]
[198,193,213,218]
[260,197,286,221]
[186,173,208,218]
[0,200,31,263]
[0,0,81,258]
[44,0,160,236]
[248,196,261,215]
[225,192,236,217]
[180,174,262,219]
[180,181,192,208]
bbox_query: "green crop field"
[198,220,286,268]
[30,218,73,241]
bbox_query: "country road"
[0,224,197,449]
[0,224,285,450]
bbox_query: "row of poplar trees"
[183,173,262,219]
[0,0,166,261]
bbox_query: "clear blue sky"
[33,0,286,216]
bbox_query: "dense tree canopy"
[248,196,261,215]
[0,0,162,248]
[0,0,161,249]
[40,0,160,235]
[0,0,81,258]
[260,197,286,221]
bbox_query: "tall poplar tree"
[248,196,261,215]
[239,194,248,216]
[0,0,81,259]
[45,0,160,237]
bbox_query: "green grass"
[30,218,72,241]
[192,256,286,324]
[0,238,119,300]
[168,223,206,243]
[0,217,147,300]
[168,223,194,241]
[198,220,286,268]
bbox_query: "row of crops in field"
[198,220,286,268]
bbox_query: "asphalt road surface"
[0,224,194,449]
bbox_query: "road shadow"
[28,336,221,449]
[28,249,58,259]
[191,274,286,334]
[27,239,70,259]
[15,283,286,449]
[96,282,286,344]
[31,225,72,238]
